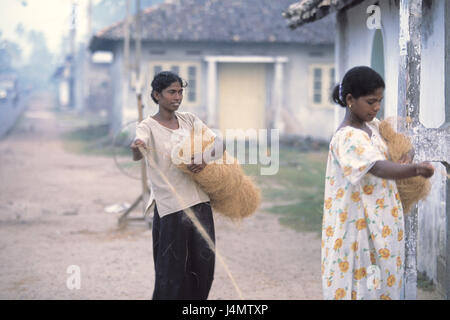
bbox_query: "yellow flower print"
[376,198,385,207]
[327,279,332,287]
[380,294,392,300]
[359,165,367,172]
[351,192,361,202]
[387,275,396,287]
[339,261,349,273]
[379,248,391,260]
[334,238,343,250]
[364,207,369,219]
[330,177,335,186]
[345,131,353,139]
[382,226,392,238]
[351,291,357,300]
[351,241,358,252]
[321,263,325,275]
[336,188,345,199]
[355,219,367,231]
[363,184,374,195]
[391,207,399,218]
[335,288,346,300]
[382,179,388,188]
[354,268,367,280]
[370,233,376,241]
[344,166,352,177]
[325,197,333,210]
[395,192,401,201]
[339,211,348,224]
[326,226,334,237]
[370,251,377,265]
[355,145,365,156]
[398,230,404,242]
[321,240,325,248]
[397,256,402,268]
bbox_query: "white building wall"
[116,41,335,139]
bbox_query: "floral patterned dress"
[321,118,405,300]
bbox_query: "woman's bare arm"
[369,160,434,180]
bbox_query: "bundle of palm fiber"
[378,119,431,214]
[174,127,261,220]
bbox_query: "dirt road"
[0,93,322,299]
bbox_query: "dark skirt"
[152,202,215,300]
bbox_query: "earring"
[348,105,352,109]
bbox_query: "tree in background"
[21,30,55,90]
[0,31,22,73]
[1,24,55,92]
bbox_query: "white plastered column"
[206,58,218,127]
[273,57,288,133]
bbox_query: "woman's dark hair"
[332,66,385,107]
[150,71,187,104]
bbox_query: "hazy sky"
[0,0,94,59]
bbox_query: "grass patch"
[62,123,131,157]
[242,147,328,234]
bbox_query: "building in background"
[89,0,336,140]
[0,72,27,138]
[74,43,113,117]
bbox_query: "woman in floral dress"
[322,66,435,300]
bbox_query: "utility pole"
[82,0,93,113]
[118,0,131,137]
[135,0,149,212]
[119,0,151,225]
[135,0,150,211]
[69,1,77,109]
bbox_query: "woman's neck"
[342,109,365,129]
[154,108,176,122]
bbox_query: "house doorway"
[217,63,266,132]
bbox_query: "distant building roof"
[283,0,363,29]
[90,0,335,51]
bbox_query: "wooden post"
[206,58,217,127]
[135,0,150,210]
[118,0,149,225]
[119,0,131,137]
[397,0,422,300]
[398,0,450,299]
[444,0,450,300]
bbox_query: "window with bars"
[309,64,335,108]
[187,66,196,102]
[313,68,322,104]
[329,67,335,103]
[148,61,201,106]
